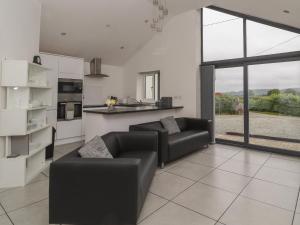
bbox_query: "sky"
[203,8,300,93]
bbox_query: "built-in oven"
[57,101,82,121]
[58,78,83,94]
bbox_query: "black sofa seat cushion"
[168,130,210,161]
[119,151,157,211]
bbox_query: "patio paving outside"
[216,112,300,152]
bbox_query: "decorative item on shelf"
[33,55,42,65]
[150,0,168,33]
[106,96,118,111]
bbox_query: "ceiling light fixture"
[106,24,111,28]
[60,32,67,36]
[283,10,290,14]
[150,0,168,33]
[120,46,125,50]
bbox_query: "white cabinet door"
[57,120,82,140]
[40,54,58,110]
[46,110,57,129]
[58,57,84,79]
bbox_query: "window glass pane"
[249,61,300,151]
[215,67,244,143]
[247,20,300,56]
[145,75,154,99]
[203,8,244,61]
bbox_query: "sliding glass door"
[212,61,300,152]
[215,67,244,143]
[248,61,300,151]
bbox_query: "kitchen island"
[83,106,183,142]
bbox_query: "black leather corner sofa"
[49,132,158,225]
[130,117,212,168]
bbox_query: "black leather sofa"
[130,117,212,168]
[49,132,158,225]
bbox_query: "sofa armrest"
[129,125,169,164]
[184,118,213,141]
[49,158,140,225]
[113,131,158,154]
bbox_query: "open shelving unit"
[0,59,53,188]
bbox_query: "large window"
[203,8,243,61]
[247,21,300,57]
[202,6,300,154]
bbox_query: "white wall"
[0,0,41,157]
[123,10,201,117]
[84,62,124,105]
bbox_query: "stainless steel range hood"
[85,58,109,77]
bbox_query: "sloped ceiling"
[39,0,300,65]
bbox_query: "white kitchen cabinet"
[39,53,84,145]
[40,54,59,110]
[58,57,84,79]
[57,120,82,140]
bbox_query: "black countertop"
[83,103,154,108]
[83,106,184,115]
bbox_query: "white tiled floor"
[0,142,300,225]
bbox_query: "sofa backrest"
[102,133,120,157]
[132,118,188,132]
[175,118,187,131]
[137,121,164,130]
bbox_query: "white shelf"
[28,62,50,71]
[1,60,50,87]
[27,106,48,111]
[0,59,53,188]
[28,85,52,89]
[0,109,48,136]
[6,87,52,109]
[25,124,51,135]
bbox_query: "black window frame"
[201,6,300,156]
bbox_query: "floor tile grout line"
[0,202,15,225]
[291,187,300,225]
[3,197,49,215]
[137,200,169,224]
[271,154,300,163]
[151,146,244,204]
[196,180,248,195]
[170,200,218,222]
[163,171,200,182]
[240,195,297,212]
[263,165,300,175]
[144,146,244,224]
[0,178,48,195]
[250,177,300,189]
[215,153,272,224]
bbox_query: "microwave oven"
[58,78,83,94]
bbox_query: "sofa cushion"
[161,116,180,135]
[168,130,210,161]
[78,136,113,159]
